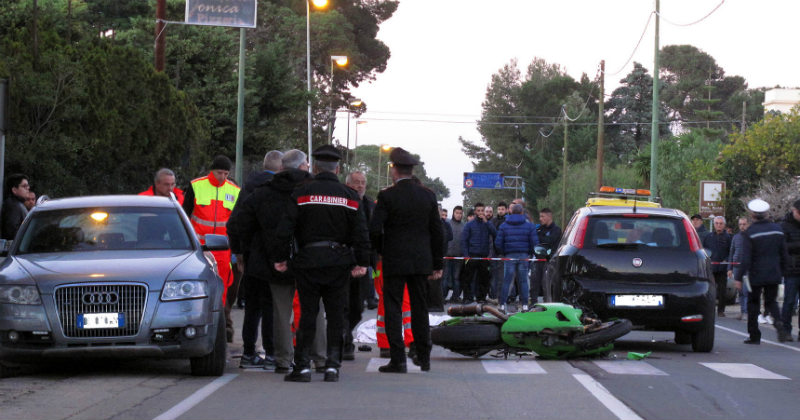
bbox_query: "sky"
[333,0,800,212]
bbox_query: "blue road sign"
[464,172,503,189]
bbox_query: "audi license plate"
[611,295,663,307]
[77,313,125,329]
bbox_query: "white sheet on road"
[355,314,452,343]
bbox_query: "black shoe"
[239,353,266,369]
[778,331,793,342]
[379,348,391,358]
[378,362,407,373]
[420,362,430,372]
[366,298,378,310]
[226,327,234,343]
[284,368,312,382]
[743,338,761,345]
[324,368,339,382]
[274,365,293,374]
[718,312,725,318]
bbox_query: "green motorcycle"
[431,303,632,359]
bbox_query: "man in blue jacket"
[735,199,790,344]
[495,203,538,312]
[459,202,496,303]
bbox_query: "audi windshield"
[15,207,192,253]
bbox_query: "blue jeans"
[781,275,800,335]
[500,253,530,307]
[442,259,463,299]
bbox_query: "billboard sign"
[185,0,257,28]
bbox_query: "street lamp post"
[376,144,391,188]
[353,120,366,169]
[328,55,348,144]
[344,99,362,171]
[306,0,329,172]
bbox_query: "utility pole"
[650,0,660,198]
[741,101,747,135]
[154,0,166,72]
[561,106,568,229]
[234,28,246,187]
[596,60,605,192]
[32,0,39,70]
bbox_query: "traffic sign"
[185,0,257,28]
[464,172,503,189]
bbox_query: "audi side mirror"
[202,234,229,251]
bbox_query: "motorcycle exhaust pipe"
[447,303,509,321]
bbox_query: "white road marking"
[700,363,790,380]
[593,361,668,376]
[365,357,421,373]
[481,360,546,374]
[573,374,643,420]
[716,324,800,352]
[153,374,238,420]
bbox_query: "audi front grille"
[54,284,148,338]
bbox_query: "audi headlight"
[161,281,208,301]
[0,285,41,305]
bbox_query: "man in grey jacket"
[728,216,750,320]
[443,206,465,302]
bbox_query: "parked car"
[0,195,228,377]
[543,191,716,352]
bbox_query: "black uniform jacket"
[275,171,370,269]
[228,168,311,282]
[736,219,789,286]
[781,213,800,276]
[227,170,274,256]
[369,177,444,276]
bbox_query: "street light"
[306,0,329,171]
[344,98,362,170]
[328,55,348,144]
[353,120,367,169]
[376,144,392,188]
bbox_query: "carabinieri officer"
[273,145,370,383]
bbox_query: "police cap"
[312,144,341,161]
[747,198,770,213]
[389,147,419,166]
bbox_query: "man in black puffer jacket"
[780,199,800,340]
[736,199,791,344]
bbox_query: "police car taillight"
[683,218,702,252]
[570,217,589,249]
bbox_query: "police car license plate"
[611,295,663,307]
[78,313,125,329]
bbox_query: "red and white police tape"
[443,256,547,262]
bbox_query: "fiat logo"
[632,258,643,267]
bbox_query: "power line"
[352,116,741,127]
[656,0,725,27]
[605,11,654,77]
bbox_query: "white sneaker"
[522,305,529,312]
[767,315,775,325]
[758,314,768,324]
[499,304,506,312]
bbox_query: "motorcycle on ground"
[431,302,632,359]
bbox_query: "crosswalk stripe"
[593,361,668,376]
[700,363,790,380]
[481,360,546,374]
[365,357,422,373]
[573,374,644,420]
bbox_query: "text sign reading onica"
[463,172,503,189]
[185,0,257,28]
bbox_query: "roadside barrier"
[443,256,547,262]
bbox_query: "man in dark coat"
[227,150,283,368]
[702,216,732,316]
[1,174,30,240]
[780,199,800,340]
[531,208,561,304]
[274,145,370,382]
[229,150,322,373]
[735,199,791,344]
[370,147,444,373]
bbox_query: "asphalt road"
[2,306,800,420]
